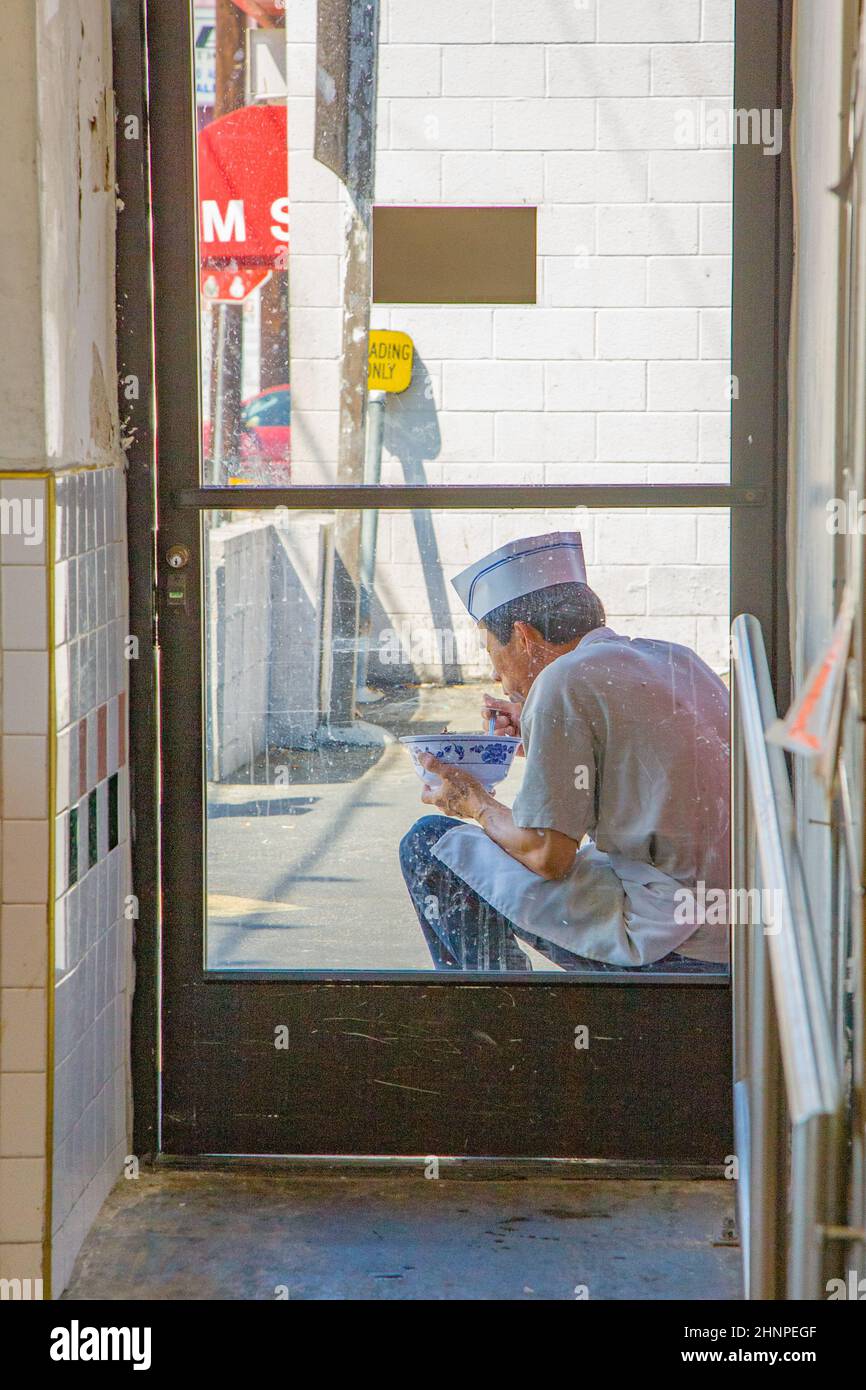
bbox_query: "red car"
[239,385,291,467]
[204,384,291,483]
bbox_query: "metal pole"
[356,393,385,700]
[211,302,227,483]
[320,0,380,732]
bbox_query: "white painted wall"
[287,0,734,674]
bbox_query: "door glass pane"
[203,506,731,972]
[193,1,737,487]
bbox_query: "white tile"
[0,1241,43,1282]
[0,1158,45,1243]
[56,729,71,812]
[0,988,46,1070]
[2,822,49,904]
[0,480,47,565]
[107,697,119,778]
[2,653,48,735]
[55,644,71,730]
[1,568,47,649]
[53,559,68,644]
[55,814,69,904]
[1,908,48,989]
[97,781,109,864]
[1,737,48,819]
[0,1074,46,1157]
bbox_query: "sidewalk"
[206,682,532,971]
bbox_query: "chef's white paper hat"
[452,532,587,621]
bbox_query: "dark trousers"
[399,815,725,974]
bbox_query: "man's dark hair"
[481,581,606,646]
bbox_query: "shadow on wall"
[372,352,464,686]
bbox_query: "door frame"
[116,0,794,1159]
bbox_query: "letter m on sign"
[201,199,246,246]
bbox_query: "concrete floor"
[61,1171,742,1301]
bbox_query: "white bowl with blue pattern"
[400,732,521,790]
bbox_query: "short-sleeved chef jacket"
[432,626,730,965]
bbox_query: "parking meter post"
[357,392,386,700]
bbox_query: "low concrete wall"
[205,513,330,780]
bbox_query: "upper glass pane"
[192,0,736,488]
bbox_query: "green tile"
[68,807,78,887]
[88,788,98,870]
[108,772,118,852]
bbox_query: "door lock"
[166,544,190,570]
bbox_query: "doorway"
[127,0,791,1160]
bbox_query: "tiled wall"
[0,465,132,1297]
[51,467,132,1295]
[0,475,50,1293]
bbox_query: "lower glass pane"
[203,506,730,973]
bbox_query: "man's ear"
[513,620,536,653]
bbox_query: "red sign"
[201,267,273,303]
[198,104,288,266]
[230,0,285,16]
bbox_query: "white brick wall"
[286,0,735,673]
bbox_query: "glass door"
[146,0,788,1158]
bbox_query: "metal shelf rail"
[731,614,844,1299]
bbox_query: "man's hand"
[419,753,492,821]
[481,694,524,752]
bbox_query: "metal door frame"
[116,0,793,1158]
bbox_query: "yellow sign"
[368,330,414,393]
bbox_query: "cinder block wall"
[287,0,734,677]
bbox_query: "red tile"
[78,719,88,798]
[97,703,107,782]
[118,690,127,767]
